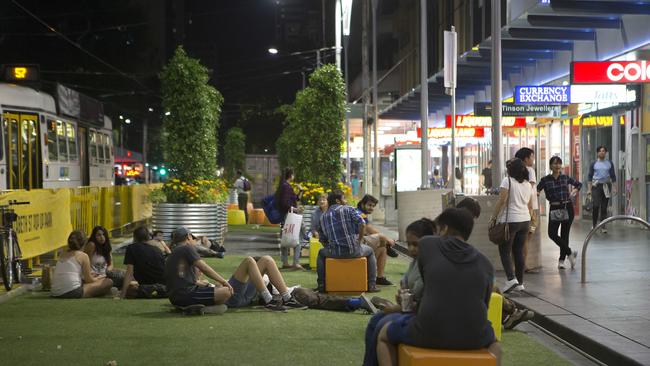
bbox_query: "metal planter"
[152,203,228,245]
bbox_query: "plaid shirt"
[537,174,582,204]
[318,204,364,256]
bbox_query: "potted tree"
[150,46,228,244]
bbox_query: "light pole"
[342,0,353,184]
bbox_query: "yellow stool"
[250,208,266,225]
[488,292,503,341]
[227,209,246,225]
[325,257,367,293]
[309,238,323,270]
[398,345,496,366]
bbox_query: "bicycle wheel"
[1,236,13,291]
[11,232,22,285]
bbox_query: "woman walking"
[491,158,534,293]
[537,156,582,269]
[275,167,304,270]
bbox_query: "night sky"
[0,0,335,161]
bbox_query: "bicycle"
[0,200,29,291]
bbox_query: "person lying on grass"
[371,208,501,366]
[51,230,113,299]
[164,227,306,315]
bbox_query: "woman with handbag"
[275,167,305,270]
[490,158,534,293]
[536,156,582,270]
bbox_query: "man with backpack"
[587,146,617,234]
[234,170,251,224]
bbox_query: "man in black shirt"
[374,208,500,365]
[119,226,168,299]
[481,160,493,191]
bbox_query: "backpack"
[242,178,251,192]
[262,195,283,224]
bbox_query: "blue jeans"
[363,312,405,366]
[316,244,377,290]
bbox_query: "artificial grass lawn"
[0,255,571,366]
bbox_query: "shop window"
[47,119,58,161]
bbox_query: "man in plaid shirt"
[316,190,378,293]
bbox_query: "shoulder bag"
[488,177,511,245]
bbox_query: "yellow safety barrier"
[0,184,160,260]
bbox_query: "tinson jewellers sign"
[515,86,570,104]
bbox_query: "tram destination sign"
[515,86,570,104]
[474,102,560,117]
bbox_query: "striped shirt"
[537,174,582,203]
[318,204,364,256]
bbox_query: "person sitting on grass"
[119,226,168,299]
[373,208,500,366]
[147,230,171,255]
[363,218,435,366]
[165,227,306,315]
[316,190,379,293]
[51,230,114,299]
[83,225,126,289]
[357,194,398,286]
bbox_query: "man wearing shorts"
[357,194,397,286]
[165,227,304,314]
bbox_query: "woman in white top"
[51,231,113,298]
[83,226,125,288]
[490,158,534,293]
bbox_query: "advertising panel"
[515,86,570,104]
[475,102,561,117]
[395,147,421,193]
[569,84,629,103]
[445,115,527,128]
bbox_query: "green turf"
[0,255,571,366]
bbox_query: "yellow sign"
[0,189,72,259]
[570,115,625,126]
[13,67,27,79]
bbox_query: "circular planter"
[152,203,228,245]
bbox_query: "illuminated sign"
[445,115,528,128]
[417,127,485,138]
[475,102,560,117]
[515,86,570,104]
[569,84,630,103]
[571,115,624,127]
[572,61,650,84]
[3,65,40,81]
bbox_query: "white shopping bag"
[280,210,303,248]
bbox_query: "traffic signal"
[159,168,167,176]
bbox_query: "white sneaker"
[203,304,228,315]
[568,251,578,269]
[502,278,519,293]
[558,260,567,269]
[514,284,525,291]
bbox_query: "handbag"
[549,207,569,222]
[488,177,511,245]
[280,208,303,248]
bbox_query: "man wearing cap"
[165,227,305,314]
[119,226,168,299]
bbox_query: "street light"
[268,47,279,54]
[342,0,352,183]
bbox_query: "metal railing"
[581,215,650,283]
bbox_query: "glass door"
[3,112,42,189]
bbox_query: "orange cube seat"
[398,344,496,366]
[325,257,367,293]
[249,208,266,225]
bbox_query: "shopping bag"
[280,210,303,248]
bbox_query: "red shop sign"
[445,115,527,128]
[416,127,485,138]
[572,61,650,84]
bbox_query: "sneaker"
[359,293,379,314]
[371,296,395,311]
[110,287,119,297]
[514,284,525,291]
[502,278,519,293]
[504,309,534,330]
[181,304,205,316]
[203,304,228,315]
[568,251,578,269]
[376,277,393,286]
[367,286,381,293]
[283,297,308,310]
[558,260,567,269]
[386,246,399,258]
[264,300,288,312]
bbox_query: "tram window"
[90,131,97,163]
[47,120,58,161]
[103,134,112,163]
[57,121,68,161]
[67,123,77,161]
[97,133,106,163]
